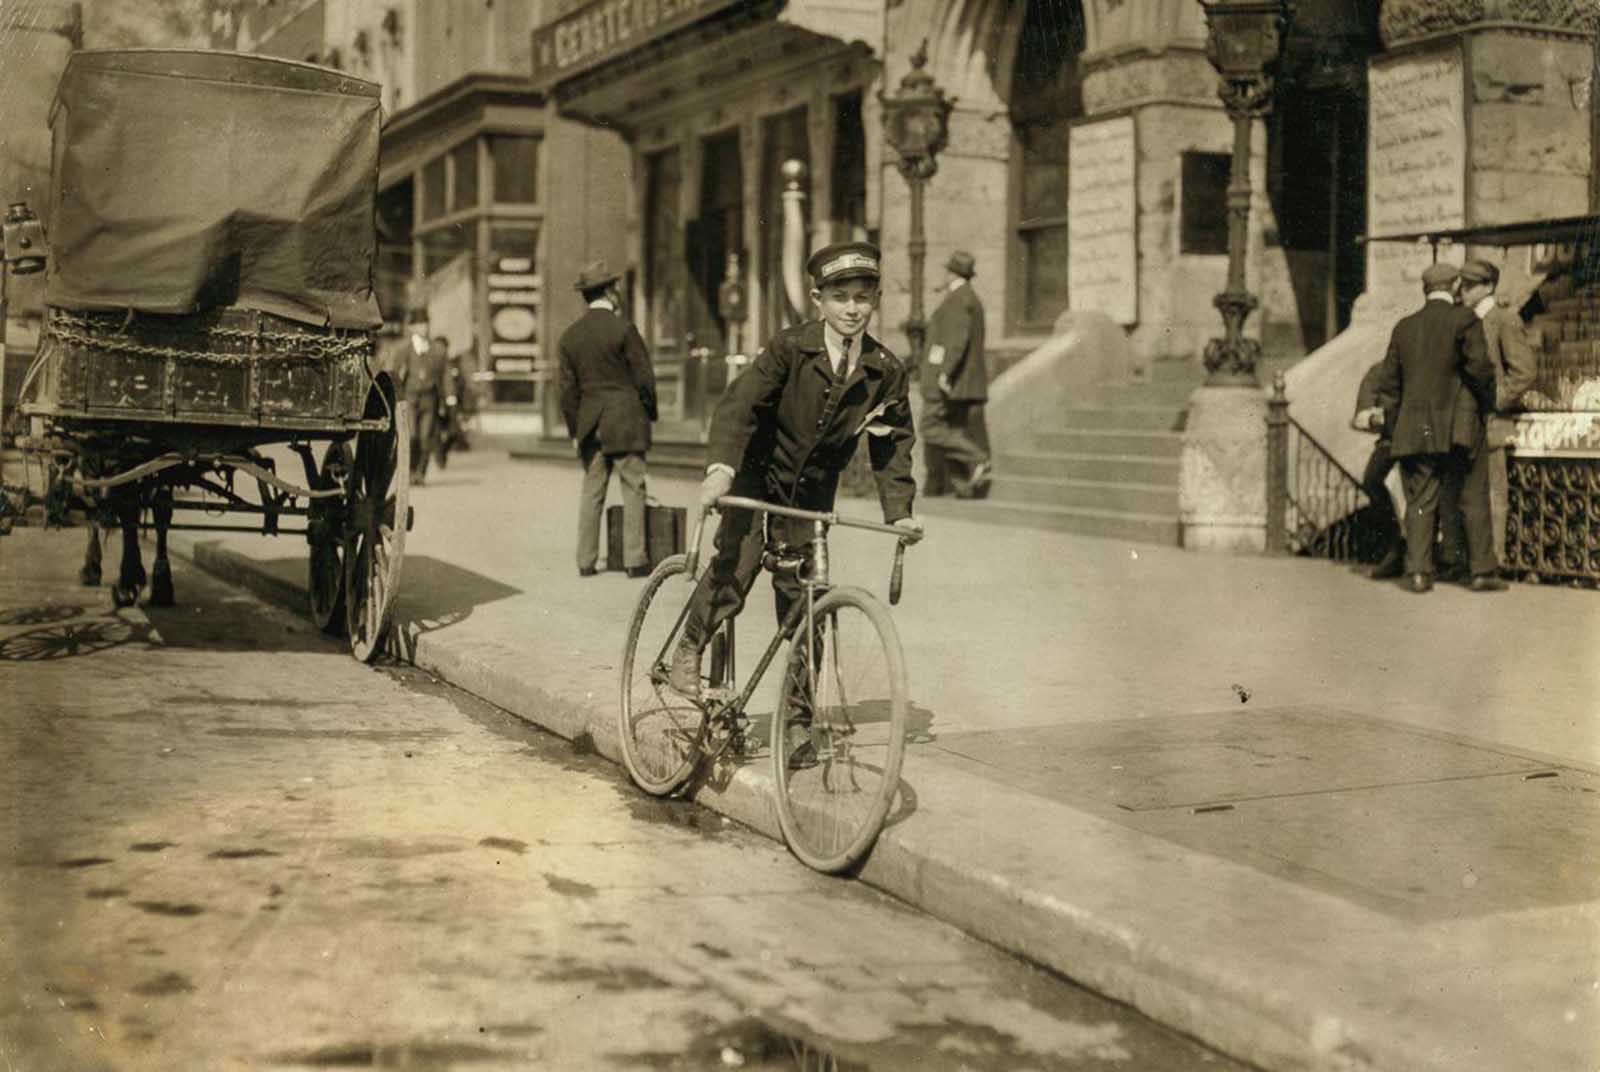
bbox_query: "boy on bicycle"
[670,241,923,713]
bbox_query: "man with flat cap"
[1443,257,1538,575]
[1373,261,1496,592]
[923,250,992,497]
[558,260,658,578]
[669,241,922,758]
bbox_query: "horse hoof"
[150,564,175,607]
[111,584,138,609]
[79,567,101,587]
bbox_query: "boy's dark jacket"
[706,320,917,522]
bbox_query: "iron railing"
[1265,372,1376,561]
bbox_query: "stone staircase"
[921,366,1202,545]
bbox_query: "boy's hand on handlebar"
[700,467,734,511]
[893,516,924,542]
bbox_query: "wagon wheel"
[306,440,350,635]
[344,392,409,662]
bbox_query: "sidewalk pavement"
[146,447,1598,1071]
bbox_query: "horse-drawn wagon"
[6,49,410,660]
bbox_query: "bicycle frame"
[671,495,918,756]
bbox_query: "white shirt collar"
[588,297,616,312]
[1426,290,1456,304]
[822,323,861,376]
[947,277,965,293]
[1472,294,1497,319]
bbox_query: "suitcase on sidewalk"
[606,500,687,572]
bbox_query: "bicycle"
[618,494,920,873]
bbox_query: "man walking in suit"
[558,261,658,579]
[1373,261,1497,593]
[922,250,992,498]
[1458,258,1538,570]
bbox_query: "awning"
[532,0,880,121]
[1359,214,1600,249]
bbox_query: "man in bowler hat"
[1372,261,1496,592]
[668,241,922,758]
[558,260,658,578]
[922,250,992,497]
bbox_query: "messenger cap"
[807,241,881,288]
[1420,261,1459,289]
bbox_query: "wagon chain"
[71,452,344,500]
[45,309,372,368]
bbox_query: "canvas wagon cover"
[45,50,383,329]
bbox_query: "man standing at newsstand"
[559,260,658,579]
[668,241,923,734]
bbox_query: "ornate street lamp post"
[880,40,952,368]
[1199,0,1293,386]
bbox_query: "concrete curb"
[174,536,1571,1072]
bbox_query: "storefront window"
[490,134,540,204]
[375,178,415,322]
[451,140,479,213]
[831,93,867,242]
[761,107,809,339]
[420,222,475,277]
[422,155,447,222]
[645,147,684,359]
[1008,0,1085,332]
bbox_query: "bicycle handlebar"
[683,495,922,599]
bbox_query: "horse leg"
[149,489,175,606]
[111,492,144,609]
[79,521,102,587]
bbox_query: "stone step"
[988,474,1178,514]
[1052,405,1186,432]
[916,494,1181,545]
[1093,381,1198,408]
[999,449,1180,486]
[1032,429,1183,458]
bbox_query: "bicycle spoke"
[773,589,907,872]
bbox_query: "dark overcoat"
[558,306,658,455]
[924,281,988,401]
[706,320,917,522]
[1373,298,1494,459]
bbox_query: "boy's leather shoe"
[668,639,702,699]
[578,566,598,578]
[1468,574,1508,592]
[625,564,650,578]
[1403,573,1433,593]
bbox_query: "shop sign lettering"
[1067,115,1138,327]
[532,0,742,86]
[1510,412,1600,457]
[1364,46,1466,313]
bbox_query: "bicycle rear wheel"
[618,553,705,796]
[772,586,908,873]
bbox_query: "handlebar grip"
[889,540,906,606]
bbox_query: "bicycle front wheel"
[772,586,908,873]
[618,553,705,796]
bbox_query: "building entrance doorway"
[684,129,744,423]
